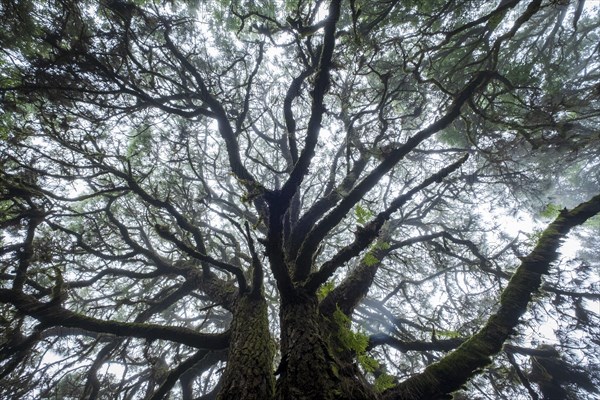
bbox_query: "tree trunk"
[217,293,275,400]
[276,293,375,400]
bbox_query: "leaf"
[355,204,374,225]
[363,252,379,267]
[374,373,395,392]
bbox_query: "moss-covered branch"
[368,334,465,353]
[384,193,600,399]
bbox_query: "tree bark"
[217,293,275,400]
[276,293,375,400]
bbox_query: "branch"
[384,193,600,399]
[283,69,314,165]
[149,349,210,400]
[47,222,238,310]
[287,152,370,261]
[103,166,212,261]
[0,289,230,350]
[505,350,540,400]
[245,222,264,298]
[12,215,41,292]
[294,70,495,280]
[304,154,469,288]
[318,248,386,319]
[319,232,452,318]
[368,333,465,353]
[154,224,248,293]
[278,0,343,205]
[162,29,257,187]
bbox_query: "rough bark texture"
[276,293,375,400]
[217,293,275,400]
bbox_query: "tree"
[1,0,599,399]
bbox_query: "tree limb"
[0,289,230,350]
[384,193,600,399]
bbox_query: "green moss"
[540,203,562,219]
[374,373,396,392]
[437,329,462,339]
[373,240,390,250]
[363,253,380,267]
[318,281,336,301]
[355,204,374,225]
[332,308,369,354]
[362,240,389,267]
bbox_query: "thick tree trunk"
[276,293,375,400]
[217,293,275,400]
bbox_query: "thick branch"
[287,153,370,261]
[283,69,313,165]
[0,289,230,350]
[385,193,600,399]
[278,0,343,205]
[149,349,210,400]
[154,224,248,293]
[319,232,451,318]
[368,333,465,353]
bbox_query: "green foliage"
[54,370,86,398]
[363,252,380,267]
[332,307,369,355]
[317,280,336,301]
[438,125,469,147]
[358,354,378,373]
[540,203,562,219]
[126,124,153,159]
[372,240,390,251]
[332,307,392,391]
[374,373,396,392]
[1,0,599,398]
[487,10,507,30]
[406,0,448,14]
[354,204,374,225]
[363,240,389,267]
[505,63,539,86]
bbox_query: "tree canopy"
[1,0,599,399]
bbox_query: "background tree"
[1,0,599,399]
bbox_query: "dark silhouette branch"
[294,71,496,280]
[304,154,469,289]
[149,349,210,400]
[0,289,230,350]
[368,333,465,353]
[278,0,343,205]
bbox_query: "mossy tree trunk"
[275,293,376,400]
[217,293,275,400]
